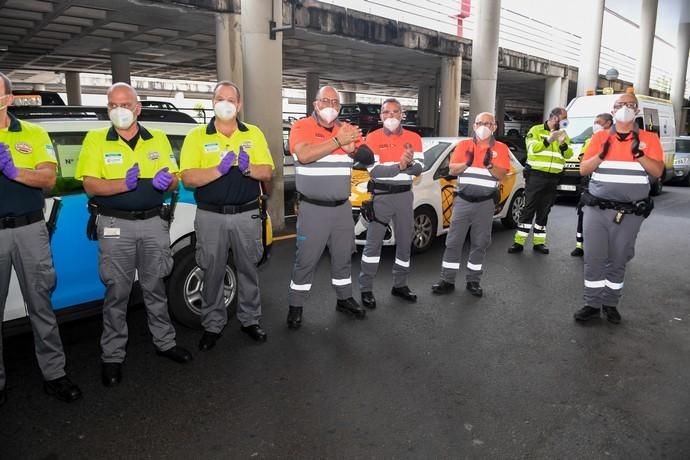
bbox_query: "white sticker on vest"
[204,143,220,153]
[104,152,123,164]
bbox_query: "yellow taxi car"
[350,137,526,253]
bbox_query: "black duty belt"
[98,206,162,220]
[370,182,412,194]
[0,210,44,230]
[454,190,498,203]
[581,191,653,218]
[198,200,259,215]
[298,193,349,207]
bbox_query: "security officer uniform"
[0,113,80,401]
[433,138,511,295]
[359,126,423,305]
[287,113,364,324]
[577,126,662,319]
[512,122,573,250]
[75,124,181,365]
[572,137,593,255]
[179,118,274,336]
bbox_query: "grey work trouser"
[359,191,414,291]
[440,198,494,284]
[0,222,66,388]
[288,201,355,307]
[97,215,176,363]
[582,206,643,308]
[194,208,264,333]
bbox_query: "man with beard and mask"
[0,72,82,406]
[76,82,192,387]
[180,81,274,350]
[574,92,663,324]
[508,107,574,255]
[358,98,423,309]
[431,112,511,298]
[570,113,613,257]
[286,85,373,329]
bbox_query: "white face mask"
[383,117,400,132]
[592,123,604,134]
[614,106,636,124]
[474,125,492,141]
[214,101,237,121]
[109,107,135,129]
[318,107,338,124]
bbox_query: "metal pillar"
[576,0,605,96]
[439,56,462,137]
[241,0,285,230]
[111,53,131,84]
[65,72,82,106]
[468,0,501,133]
[635,0,658,95]
[305,72,319,115]
[543,77,563,120]
[671,9,690,134]
[216,12,243,92]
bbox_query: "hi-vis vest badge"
[15,142,32,154]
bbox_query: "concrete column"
[339,91,356,104]
[65,72,82,106]
[468,0,501,134]
[671,10,690,134]
[543,77,563,120]
[495,96,505,136]
[439,56,462,137]
[417,83,437,130]
[635,0,658,95]
[111,53,131,84]
[576,0,605,96]
[560,78,570,107]
[305,72,319,115]
[241,0,285,230]
[216,12,243,93]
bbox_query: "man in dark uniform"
[76,83,192,387]
[0,72,82,406]
[574,92,664,324]
[180,81,274,351]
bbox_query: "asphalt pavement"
[2,187,689,460]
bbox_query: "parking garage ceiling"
[0,0,549,111]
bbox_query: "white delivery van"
[560,92,675,196]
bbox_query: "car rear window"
[676,139,690,153]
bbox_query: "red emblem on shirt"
[15,142,32,154]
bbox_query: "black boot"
[574,306,600,322]
[431,280,455,295]
[508,243,524,254]
[361,291,376,309]
[287,306,303,329]
[336,298,366,319]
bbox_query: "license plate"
[558,184,577,191]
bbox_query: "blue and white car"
[3,119,272,331]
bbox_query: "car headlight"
[673,157,690,166]
[355,181,369,193]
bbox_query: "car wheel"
[501,189,525,229]
[650,177,663,196]
[507,129,520,136]
[412,206,437,253]
[166,245,237,329]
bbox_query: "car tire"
[650,177,663,196]
[412,206,437,254]
[501,189,525,229]
[507,129,520,137]
[166,245,237,329]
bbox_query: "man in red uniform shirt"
[574,92,664,324]
[432,112,511,297]
[358,98,424,309]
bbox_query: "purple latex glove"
[238,146,250,174]
[217,151,236,175]
[152,167,174,191]
[125,162,140,191]
[0,146,18,180]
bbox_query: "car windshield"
[564,117,596,144]
[676,139,690,153]
[363,105,380,115]
[422,141,452,172]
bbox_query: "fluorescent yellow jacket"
[525,122,574,174]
